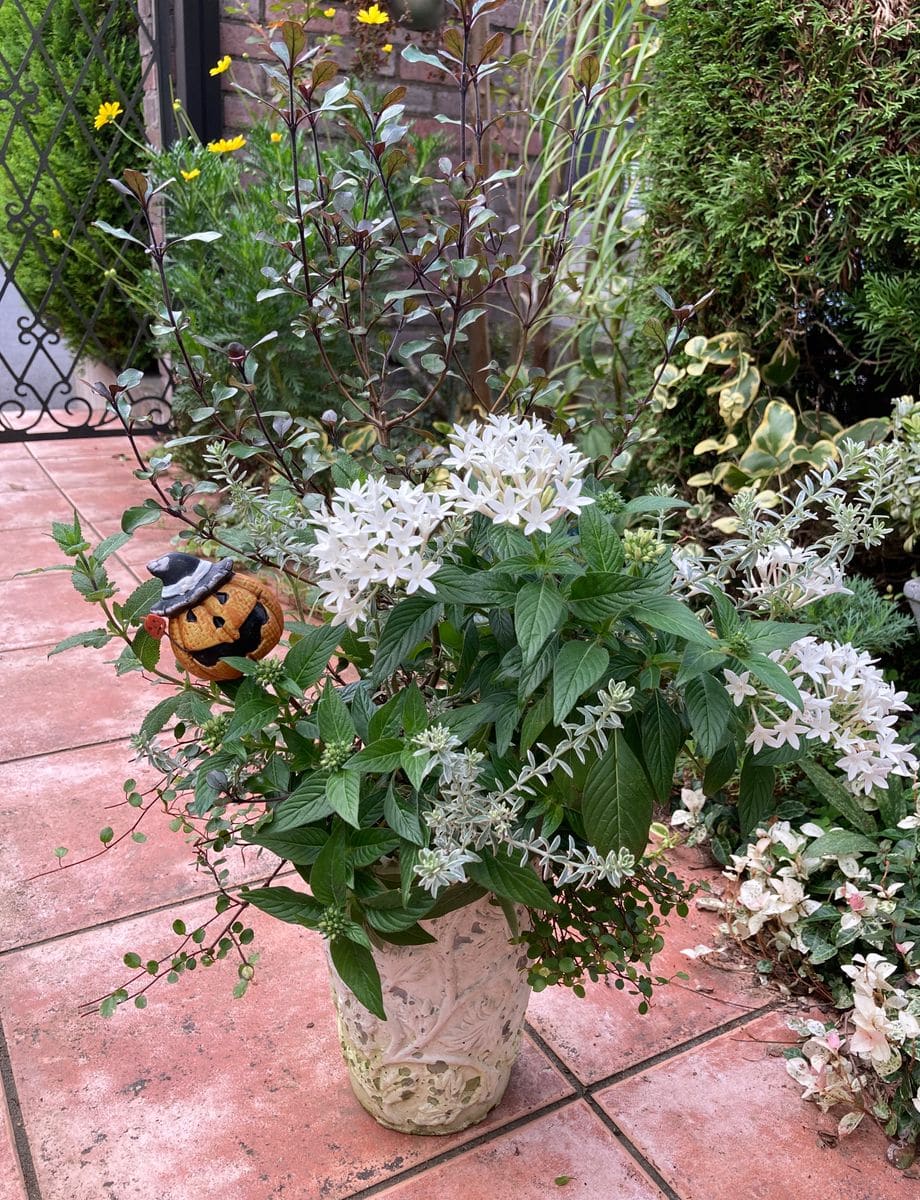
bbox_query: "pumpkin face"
[166,571,283,682]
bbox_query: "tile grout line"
[522,1022,683,1200]
[339,1094,583,1200]
[579,997,783,1092]
[0,1013,43,1200]
[337,994,780,1200]
[0,867,299,960]
[0,733,137,769]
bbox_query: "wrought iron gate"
[0,0,176,440]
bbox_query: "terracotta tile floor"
[0,435,913,1199]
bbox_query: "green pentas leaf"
[239,824,327,865]
[552,641,609,724]
[737,757,775,836]
[48,628,111,656]
[371,597,442,683]
[581,730,655,857]
[309,824,350,905]
[703,741,737,795]
[683,672,731,757]
[329,937,385,1020]
[325,770,361,827]
[515,580,566,667]
[637,596,714,647]
[270,776,332,832]
[578,504,623,572]
[316,679,355,745]
[347,739,404,773]
[284,623,341,690]
[400,746,428,792]
[244,885,324,927]
[640,692,683,802]
[384,785,425,845]
[467,849,558,910]
[225,681,279,741]
[735,650,802,710]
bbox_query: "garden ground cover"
[0,435,915,1199]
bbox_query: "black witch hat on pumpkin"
[147,552,235,617]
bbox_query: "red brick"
[220,20,268,58]
[223,91,267,132]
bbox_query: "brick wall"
[213,1,525,140]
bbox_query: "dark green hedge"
[0,0,146,365]
[640,0,920,423]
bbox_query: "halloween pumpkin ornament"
[146,552,283,682]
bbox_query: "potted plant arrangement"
[47,4,918,1137]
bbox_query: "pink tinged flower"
[849,994,895,1066]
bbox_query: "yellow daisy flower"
[93,101,123,130]
[181,168,201,181]
[209,55,232,76]
[51,228,62,239]
[382,42,393,52]
[323,6,335,14]
[206,135,246,154]
[356,4,389,24]
[270,131,283,143]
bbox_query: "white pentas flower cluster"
[743,543,851,610]
[725,636,917,799]
[442,413,593,536]
[306,478,452,629]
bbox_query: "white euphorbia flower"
[442,413,593,536]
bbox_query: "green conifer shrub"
[640,0,920,428]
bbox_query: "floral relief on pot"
[326,895,530,1134]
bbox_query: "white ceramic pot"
[326,894,531,1134]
